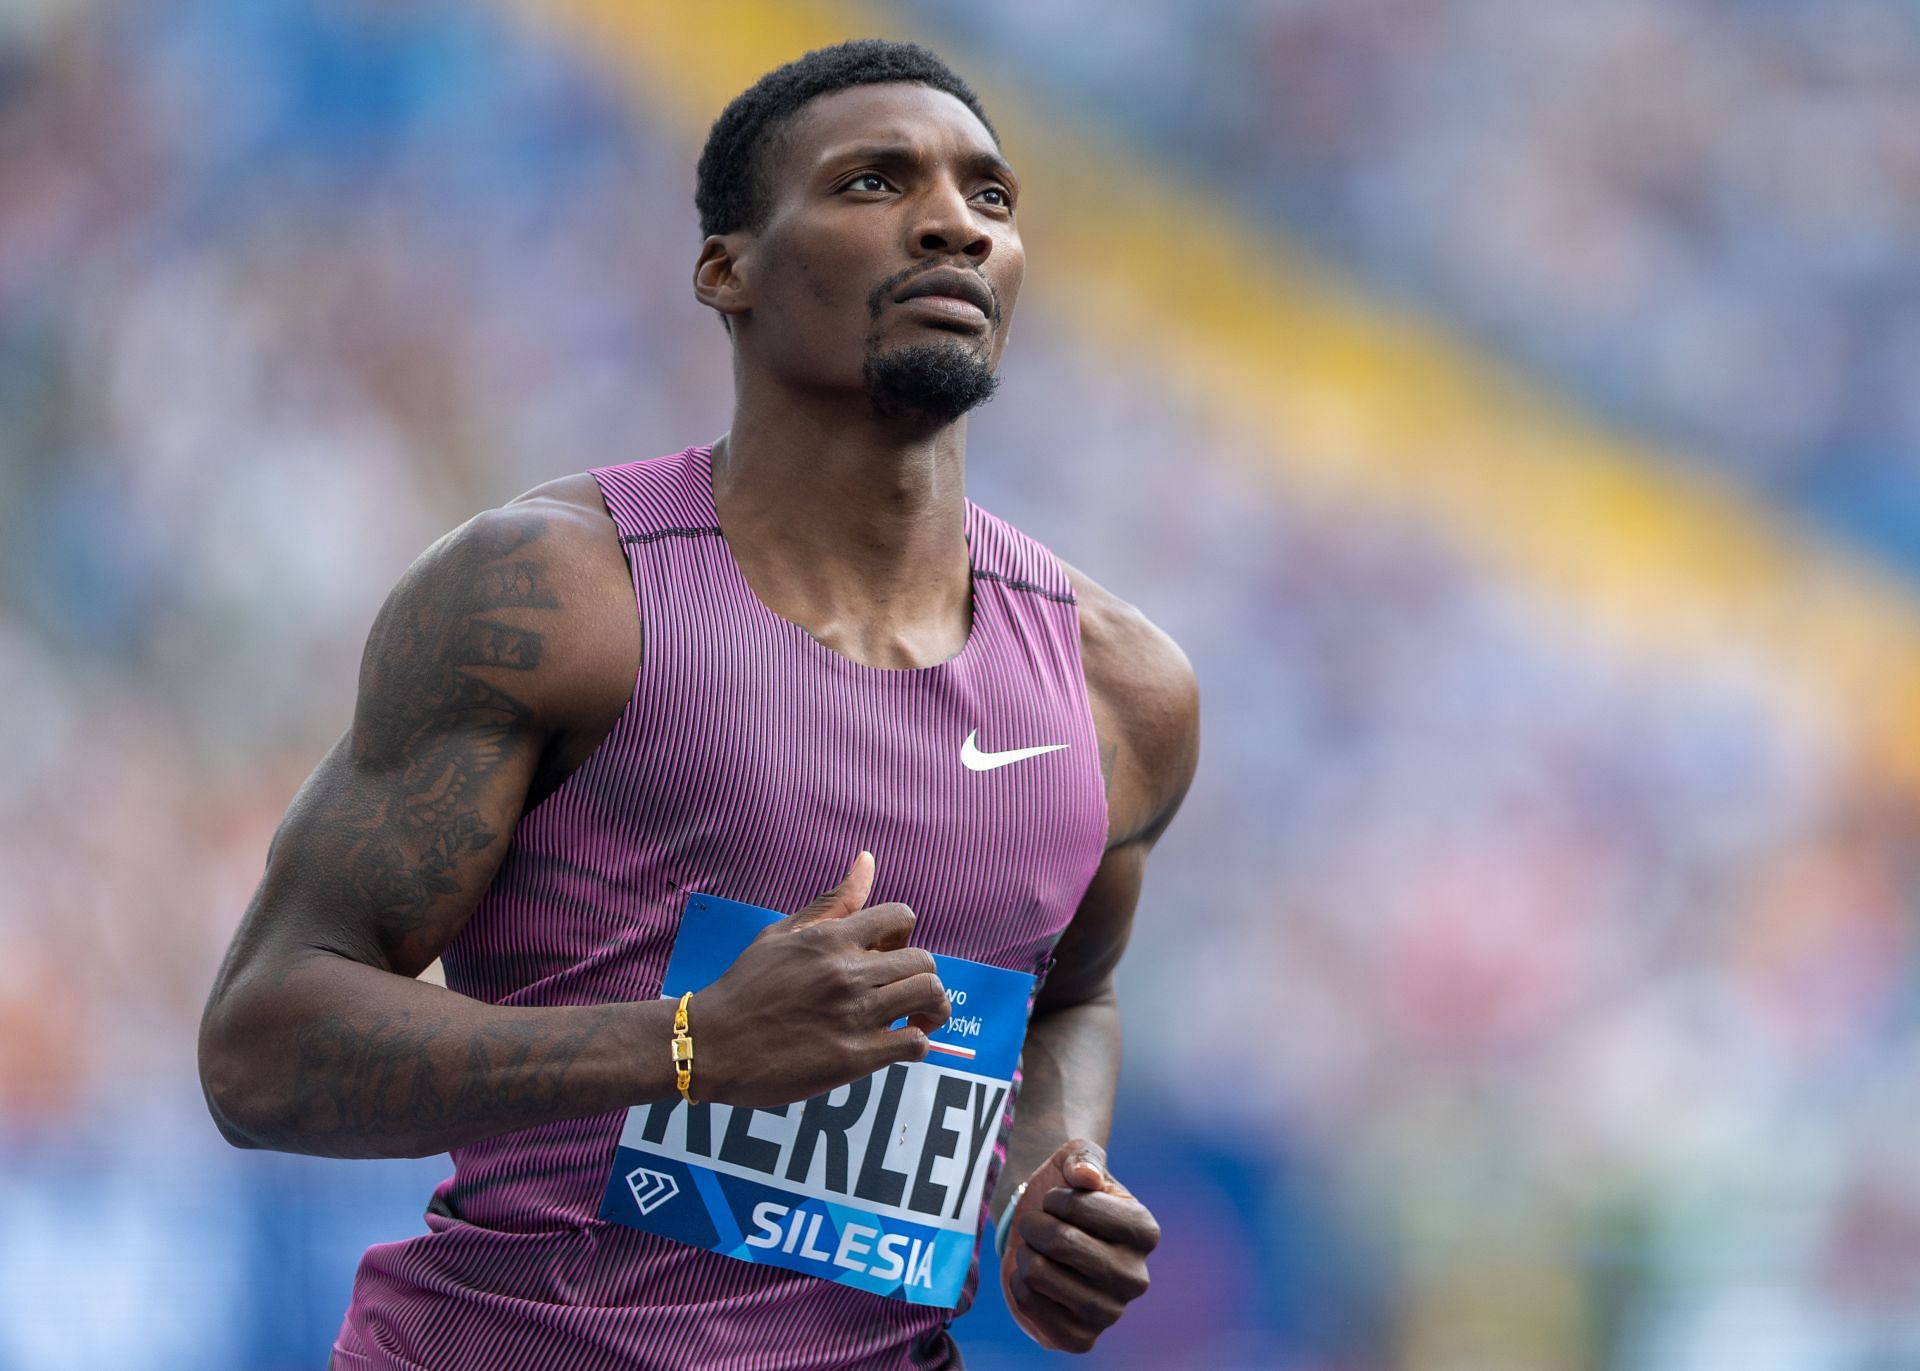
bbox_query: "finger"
[787,852,875,928]
[903,1008,949,1035]
[1015,1247,1128,1328]
[863,1024,930,1071]
[1059,1138,1110,1191]
[1041,1187,1162,1252]
[1017,1210,1150,1299]
[859,946,938,989]
[1007,1271,1103,1355]
[868,972,950,1032]
[834,901,916,951]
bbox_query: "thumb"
[789,851,875,928]
[1058,1138,1110,1192]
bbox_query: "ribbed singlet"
[333,446,1109,1370]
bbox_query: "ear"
[693,234,752,322]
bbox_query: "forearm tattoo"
[284,999,624,1157]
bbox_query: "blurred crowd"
[911,0,1920,572]
[3,2,1919,1368]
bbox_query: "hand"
[1001,1138,1159,1353]
[692,852,950,1108]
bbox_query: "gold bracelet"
[671,991,695,1104]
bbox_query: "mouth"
[893,269,995,326]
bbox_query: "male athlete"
[200,39,1197,1369]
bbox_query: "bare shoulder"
[357,473,636,747]
[500,470,628,576]
[1063,563,1201,846]
[498,472,638,732]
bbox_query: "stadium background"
[3,0,1919,1367]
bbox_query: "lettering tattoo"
[459,620,545,672]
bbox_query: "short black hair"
[695,39,997,239]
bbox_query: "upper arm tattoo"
[322,513,565,968]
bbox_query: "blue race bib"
[598,893,1035,1308]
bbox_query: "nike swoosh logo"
[960,729,1069,772]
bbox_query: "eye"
[844,172,892,193]
[976,186,1013,210]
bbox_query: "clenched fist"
[1001,1138,1160,1353]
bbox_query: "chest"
[606,648,1105,970]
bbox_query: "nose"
[910,180,991,263]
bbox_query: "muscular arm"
[992,569,1200,1351]
[199,482,949,1160]
[993,845,1145,1203]
[197,488,666,1159]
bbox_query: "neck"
[709,371,973,669]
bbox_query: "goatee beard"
[862,340,1000,427]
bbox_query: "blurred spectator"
[909,0,1920,569]
[2,2,1917,1368]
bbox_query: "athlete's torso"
[333,447,1109,1370]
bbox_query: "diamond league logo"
[625,1164,680,1215]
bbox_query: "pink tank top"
[333,447,1109,1369]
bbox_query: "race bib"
[597,893,1035,1308]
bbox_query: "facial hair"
[862,340,1000,426]
[861,264,1002,427]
